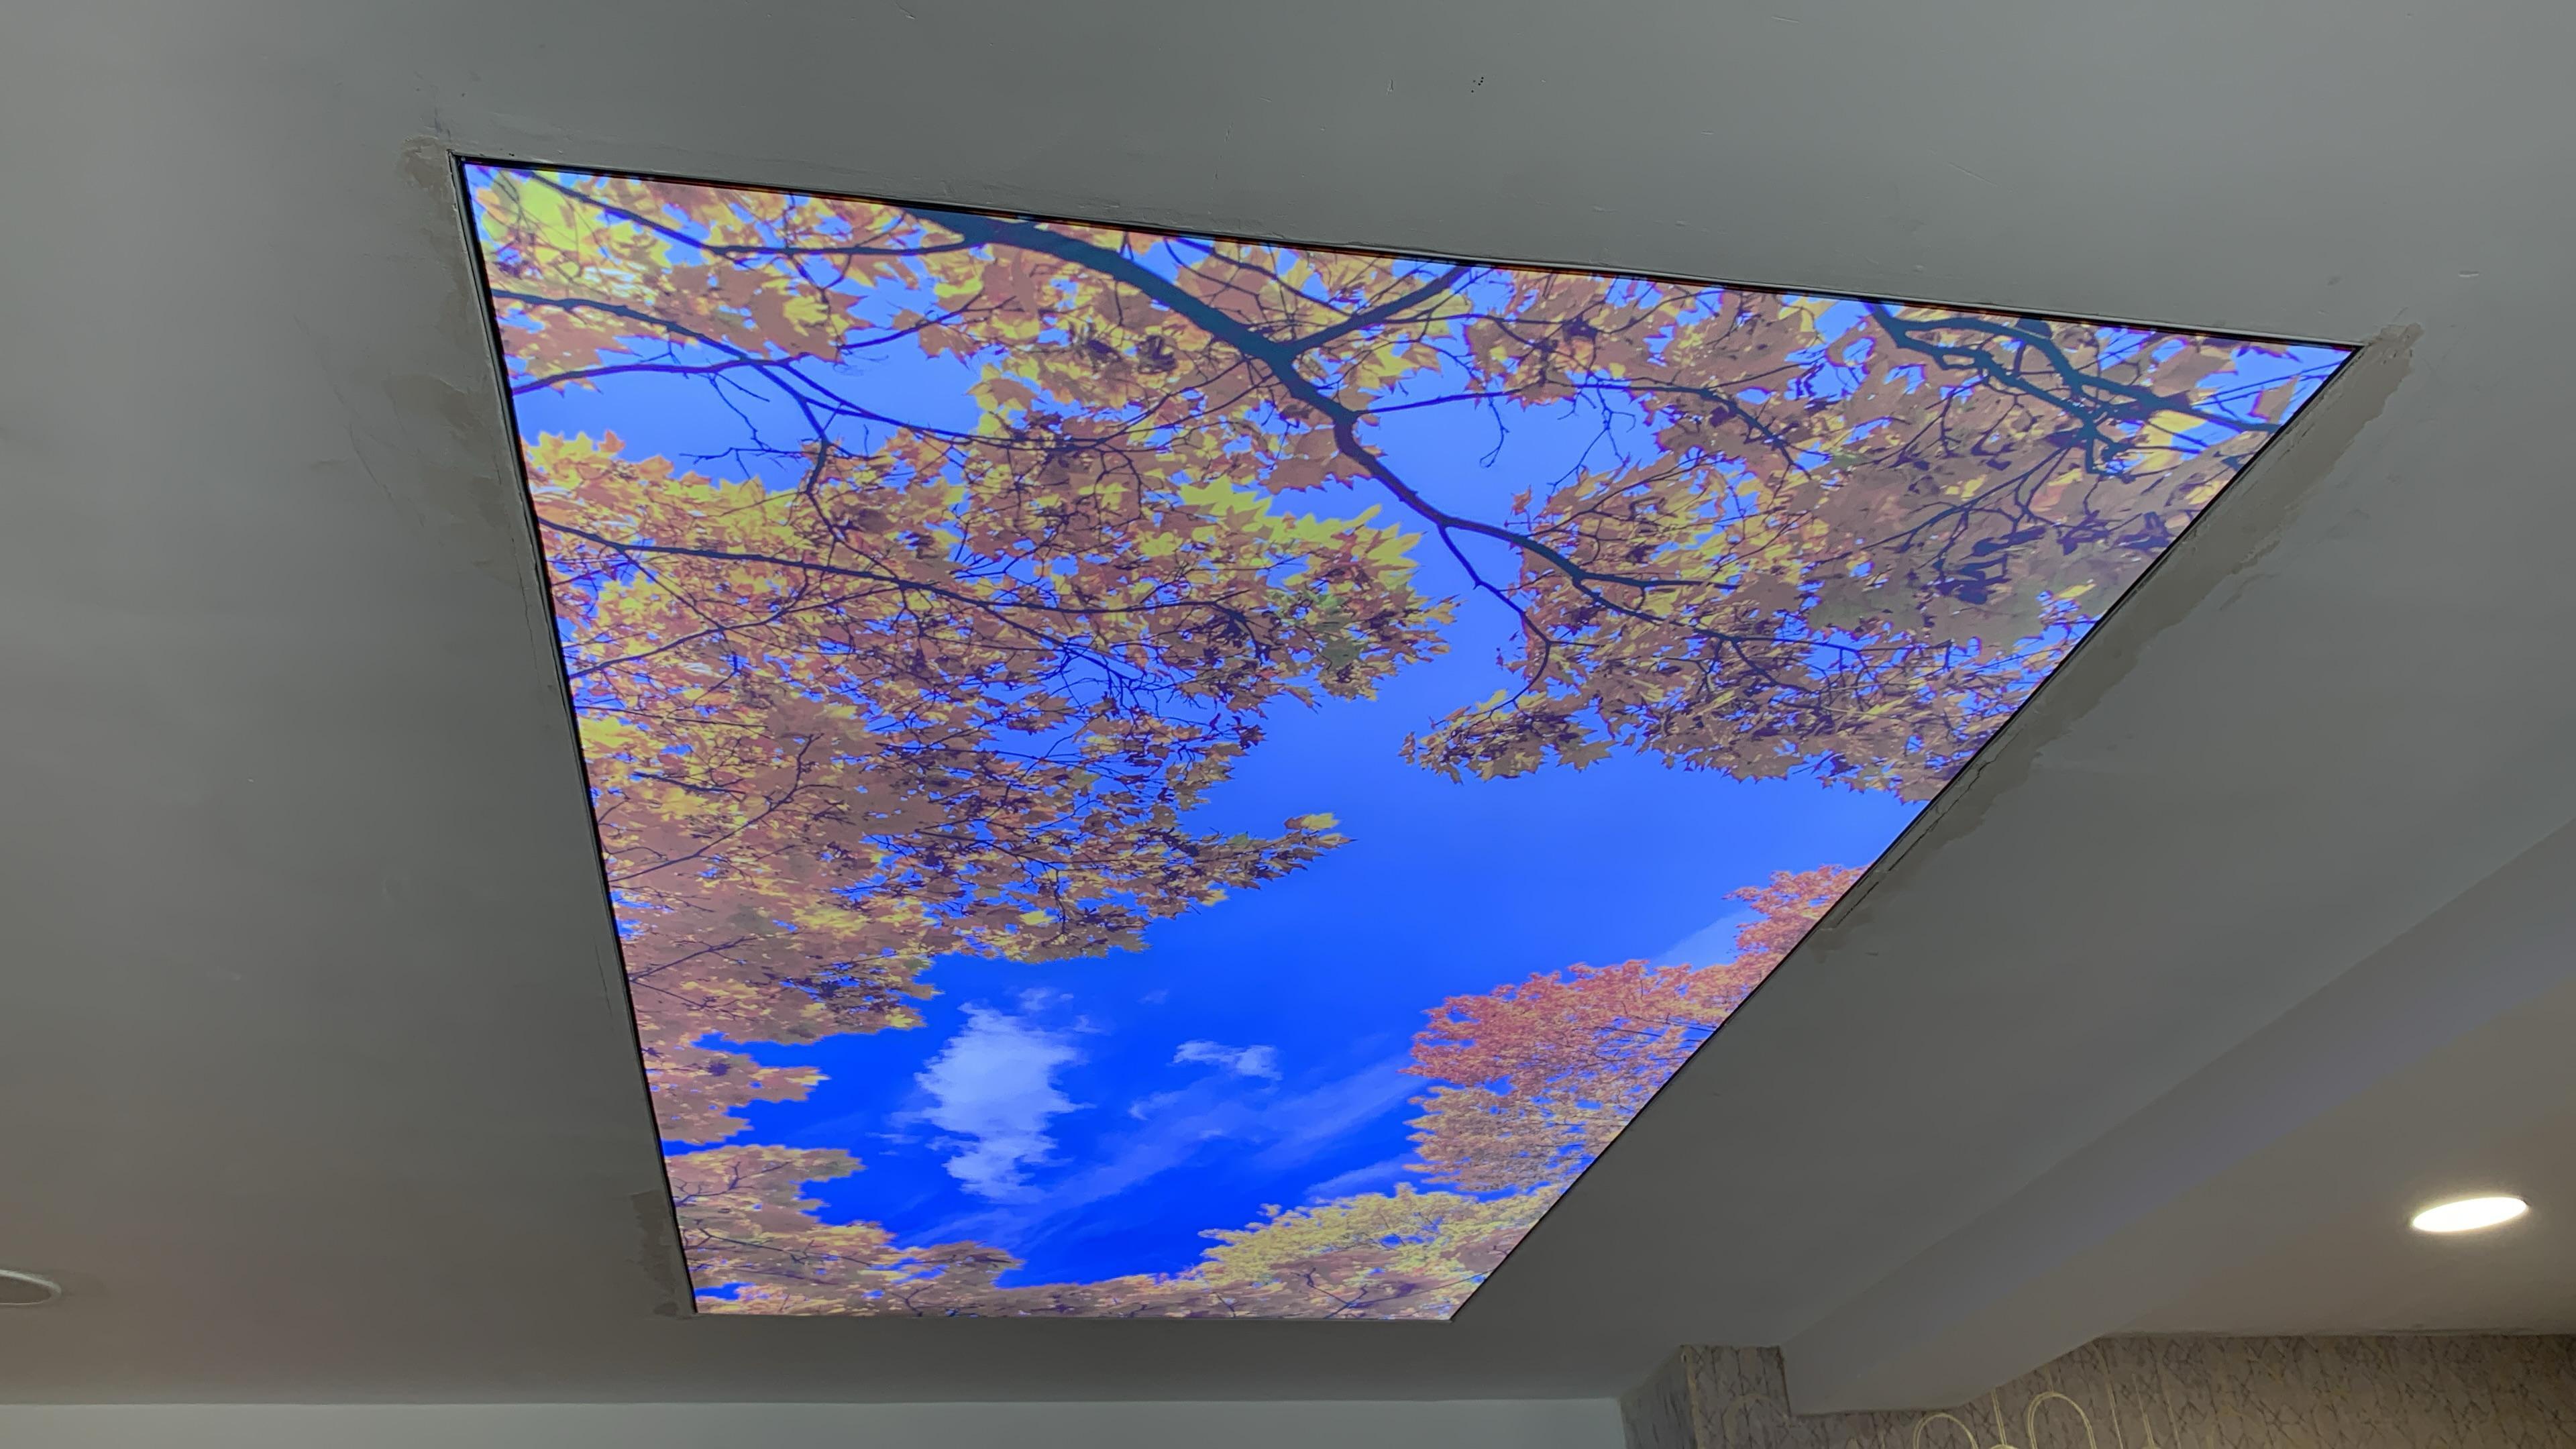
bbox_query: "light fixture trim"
[0,1269,63,1307]
[2410,1194,2530,1234]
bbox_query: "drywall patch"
[631,1191,688,1317]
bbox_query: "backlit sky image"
[466,164,2347,1317]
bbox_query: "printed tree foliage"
[1407,865,1861,1193]
[528,433,1434,1140]
[467,164,2331,1316]
[673,1140,1548,1318]
[661,865,1847,1317]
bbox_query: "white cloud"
[914,1006,1085,1201]
[1248,1059,1415,1169]
[1303,1155,1409,1201]
[1174,1039,1282,1080]
[917,1053,1415,1250]
[1126,1089,1185,1120]
[1654,908,1755,967]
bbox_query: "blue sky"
[511,328,1927,1286]
[713,578,1921,1283]
[490,186,2345,1289]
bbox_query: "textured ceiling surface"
[1,0,2570,1406]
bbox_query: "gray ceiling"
[2,0,2571,1409]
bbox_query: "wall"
[1623,1338,2576,1448]
[0,1397,1619,1449]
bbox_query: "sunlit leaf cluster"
[470,165,2324,1316]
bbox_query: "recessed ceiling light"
[0,1269,62,1307]
[2410,1195,2529,1234]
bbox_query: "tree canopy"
[1407,865,1861,1194]
[468,164,2331,1316]
[661,865,1847,1318]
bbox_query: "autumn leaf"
[465,162,2334,1316]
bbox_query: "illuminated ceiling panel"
[462,162,2349,1319]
